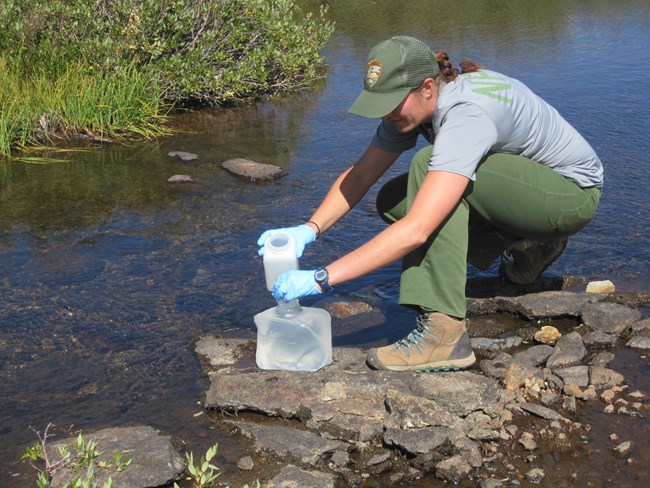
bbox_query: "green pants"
[376,146,601,318]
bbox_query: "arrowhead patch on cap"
[366,60,383,88]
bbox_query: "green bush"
[0,0,334,106]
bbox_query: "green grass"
[0,59,170,159]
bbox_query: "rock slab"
[196,336,506,481]
[50,426,185,488]
[222,158,288,182]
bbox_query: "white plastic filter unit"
[254,299,333,372]
[256,231,332,371]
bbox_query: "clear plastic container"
[254,299,332,371]
[263,233,299,291]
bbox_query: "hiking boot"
[499,238,568,285]
[366,312,476,372]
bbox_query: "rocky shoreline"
[48,280,649,487]
[194,286,648,487]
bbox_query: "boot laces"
[393,315,439,354]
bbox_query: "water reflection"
[1,0,650,485]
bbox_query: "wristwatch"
[314,267,332,292]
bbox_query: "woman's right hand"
[257,224,317,258]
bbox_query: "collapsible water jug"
[263,233,299,291]
[254,299,332,371]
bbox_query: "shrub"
[0,0,335,106]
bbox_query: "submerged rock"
[167,174,195,183]
[222,158,288,182]
[167,150,198,161]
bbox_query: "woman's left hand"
[272,270,322,302]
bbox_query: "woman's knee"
[376,173,408,223]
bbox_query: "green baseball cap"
[348,36,440,119]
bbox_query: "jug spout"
[275,299,302,317]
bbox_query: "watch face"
[315,269,327,281]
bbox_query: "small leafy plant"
[22,423,131,488]
[175,444,220,488]
[175,443,265,488]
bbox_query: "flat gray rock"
[590,366,625,389]
[582,302,642,334]
[520,402,567,421]
[627,335,650,349]
[468,291,606,319]
[267,465,337,488]
[225,421,348,466]
[50,426,185,488]
[512,344,554,367]
[196,336,504,460]
[628,317,650,335]
[222,158,288,182]
[546,331,586,369]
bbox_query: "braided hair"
[435,51,481,82]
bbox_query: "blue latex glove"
[257,224,316,258]
[272,269,322,302]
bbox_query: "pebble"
[237,456,254,471]
[613,441,633,458]
[586,280,615,294]
[534,325,562,345]
[627,390,646,400]
[525,468,545,483]
[601,389,617,403]
[562,395,577,413]
[331,450,349,468]
[518,436,538,451]
[479,479,504,488]
[564,384,597,400]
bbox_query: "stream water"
[1,0,649,485]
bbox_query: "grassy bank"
[0,60,169,160]
[0,0,334,159]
